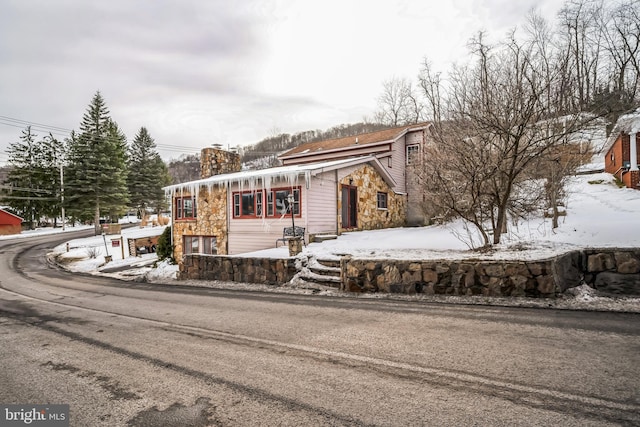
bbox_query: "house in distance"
[604,108,640,190]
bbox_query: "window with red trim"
[175,196,197,220]
[232,187,301,219]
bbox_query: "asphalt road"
[1,232,639,426]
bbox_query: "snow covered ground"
[245,171,640,261]
[4,170,640,312]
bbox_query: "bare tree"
[416,25,598,247]
[419,60,444,123]
[601,0,640,108]
[414,124,499,247]
[374,77,424,126]
[559,0,605,110]
[533,143,593,229]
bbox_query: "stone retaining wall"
[342,249,640,297]
[179,254,297,285]
[341,257,558,297]
[179,249,640,297]
[582,249,640,295]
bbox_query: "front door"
[341,185,357,229]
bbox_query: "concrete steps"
[298,257,342,288]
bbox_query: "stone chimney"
[200,146,241,179]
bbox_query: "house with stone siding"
[165,123,433,259]
[604,108,640,190]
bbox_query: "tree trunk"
[94,203,101,236]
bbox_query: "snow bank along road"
[0,233,639,426]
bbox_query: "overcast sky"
[0,0,566,163]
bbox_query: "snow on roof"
[603,107,640,153]
[164,156,394,194]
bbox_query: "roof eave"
[280,139,395,161]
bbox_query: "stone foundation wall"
[179,254,297,285]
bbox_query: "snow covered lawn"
[246,172,640,261]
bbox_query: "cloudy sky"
[0,0,566,163]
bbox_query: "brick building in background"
[604,108,640,190]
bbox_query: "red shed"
[0,209,24,235]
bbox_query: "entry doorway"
[341,185,357,229]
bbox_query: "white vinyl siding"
[389,136,407,193]
[227,180,308,255]
[305,171,338,235]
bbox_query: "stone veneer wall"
[173,186,228,259]
[178,254,297,285]
[342,248,640,297]
[338,164,406,232]
[200,147,241,179]
[173,147,242,260]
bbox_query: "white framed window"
[406,144,420,165]
[377,192,388,210]
[183,235,217,255]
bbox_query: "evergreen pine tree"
[5,126,40,229]
[127,127,170,216]
[65,91,130,234]
[39,133,65,225]
[3,127,63,229]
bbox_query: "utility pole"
[60,164,65,231]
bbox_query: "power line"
[0,115,73,133]
[0,114,204,156]
[0,119,71,138]
[0,184,55,194]
[0,195,59,201]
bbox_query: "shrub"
[85,246,101,259]
[156,226,175,263]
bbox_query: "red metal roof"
[0,209,24,225]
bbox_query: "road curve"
[1,232,639,426]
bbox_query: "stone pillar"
[288,237,303,256]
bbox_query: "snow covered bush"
[156,226,174,263]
